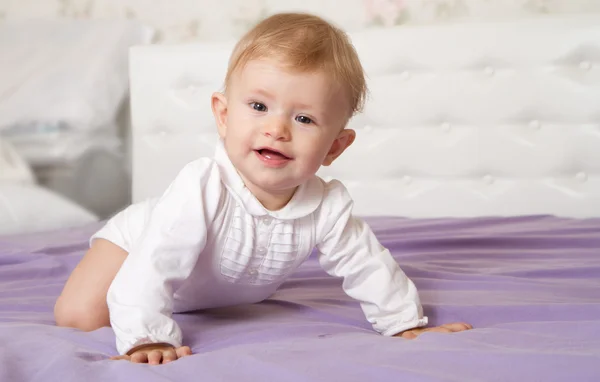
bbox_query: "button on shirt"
[105,140,428,355]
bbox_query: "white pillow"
[0,138,98,235]
[0,20,154,134]
[0,182,98,236]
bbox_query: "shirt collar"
[214,139,324,220]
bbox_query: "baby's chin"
[251,178,301,195]
[237,161,312,190]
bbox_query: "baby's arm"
[316,181,470,337]
[107,160,221,358]
[316,209,428,336]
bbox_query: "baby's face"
[212,58,354,205]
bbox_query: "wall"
[1,0,600,43]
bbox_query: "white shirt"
[106,141,428,355]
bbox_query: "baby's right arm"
[107,159,221,357]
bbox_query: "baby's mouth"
[255,148,292,161]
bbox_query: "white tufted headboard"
[130,16,600,218]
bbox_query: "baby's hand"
[395,322,472,339]
[110,343,192,365]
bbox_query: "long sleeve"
[107,159,222,355]
[315,181,428,336]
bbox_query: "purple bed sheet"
[1,215,599,382]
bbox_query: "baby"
[54,12,471,365]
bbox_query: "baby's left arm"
[315,182,471,338]
[316,211,428,336]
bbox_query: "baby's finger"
[176,346,192,358]
[440,322,473,332]
[162,349,177,364]
[110,355,131,361]
[131,352,149,363]
[424,326,453,334]
[147,350,163,365]
[399,330,419,339]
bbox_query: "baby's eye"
[250,102,267,112]
[296,115,313,124]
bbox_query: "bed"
[2,15,600,382]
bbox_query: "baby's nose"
[263,118,291,140]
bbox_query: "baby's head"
[211,13,367,209]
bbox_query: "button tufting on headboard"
[483,175,495,185]
[130,16,600,218]
[400,71,411,80]
[529,120,541,130]
[579,61,593,70]
[439,122,452,133]
[576,172,588,183]
[483,66,496,76]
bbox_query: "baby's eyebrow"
[249,88,274,100]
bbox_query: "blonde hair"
[225,13,367,115]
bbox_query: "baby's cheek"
[307,154,327,173]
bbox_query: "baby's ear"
[211,92,228,138]
[323,129,356,166]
